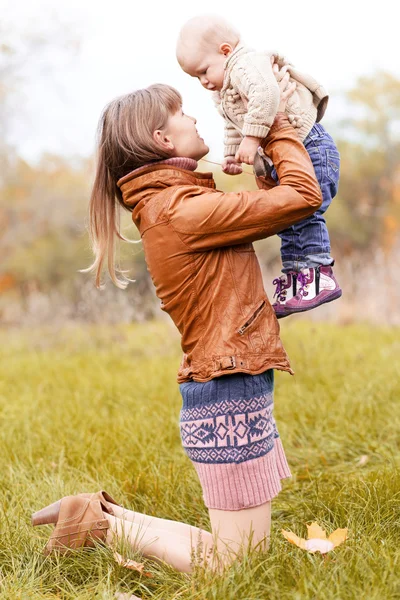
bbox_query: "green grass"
[0,320,399,599]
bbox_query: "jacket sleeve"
[230,52,280,139]
[167,114,322,251]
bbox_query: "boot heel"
[32,500,61,526]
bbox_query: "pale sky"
[2,0,398,162]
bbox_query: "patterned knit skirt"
[179,370,291,511]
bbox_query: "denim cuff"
[282,253,334,273]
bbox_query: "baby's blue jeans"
[272,123,340,273]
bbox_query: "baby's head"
[176,15,240,91]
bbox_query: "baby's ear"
[220,43,233,56]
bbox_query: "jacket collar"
[125,156,198,177]
[118,161,216,212]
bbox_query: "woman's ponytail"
[86,84,182,288]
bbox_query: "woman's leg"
[105,501,271,573]
[209,501,271,558]
[109,504,200,539]
[105,513,213,573]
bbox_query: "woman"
[32,70,322,572]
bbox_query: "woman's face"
[163,108,209,161]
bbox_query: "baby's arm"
[224,120,243,159]
[212,91,243,174]
[231,53,280,165]
[222,122,243,175]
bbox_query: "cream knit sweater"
[213,45,329,157]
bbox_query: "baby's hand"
[222,156,243,175]
[235,136,261,166]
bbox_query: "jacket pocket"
[237,300,267,336]
[326,149,340,185]
[233,243,255,253]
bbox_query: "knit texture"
[194,439,290,510]
[214,45,329,157]
[132,157,198,176]
[179,370,291,510]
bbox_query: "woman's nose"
[189,115,196,124]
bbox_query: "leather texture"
[118,114,322,382]
[45,496,109,555]
[78,490,121,516]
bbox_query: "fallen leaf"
[305,538,334,554]
[115,594,142,600]
[307,522,327,540]
[281,529,307,549]
[113,552,153,577]
[282,523,348,554]
[328,528,348,548]
[357,455,369,467]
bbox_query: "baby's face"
[183,48,227,92]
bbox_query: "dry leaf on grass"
[357,454,369,467]
[113,551,153,577]
[115,594,142,600]
[307,522,327,539]
[281,530,307,550]
[282,522,348,554]
[328,528,348,548]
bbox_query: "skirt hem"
[194,437,291,511]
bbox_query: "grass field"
[0,320,399,599]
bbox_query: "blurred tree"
[0,14,84,293]
[0,14,80,155]
[0,152,148,296]
[1,61,400,324]
[330,71,400,252]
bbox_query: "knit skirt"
[179,370,291,511]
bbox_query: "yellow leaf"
[305,539,334,554]
[357,455,369,467]
[281,529,307,549]
[328,528,348,548]
[113,552,152,577]
[307,522,327,540]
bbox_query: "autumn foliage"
[1,26,399,325]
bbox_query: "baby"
[176,15,342,317]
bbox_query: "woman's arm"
[167,113,322,251]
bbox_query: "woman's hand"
[273,63,296,113]
[222,156,243,175]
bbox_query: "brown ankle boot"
[32,490,121,526]
[77,490,121,516]
[32,495,109,555]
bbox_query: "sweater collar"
[221,44,253,93]
[127,156,198,178]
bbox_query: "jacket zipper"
[237,301,266,335]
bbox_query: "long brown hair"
[87,84,182,288]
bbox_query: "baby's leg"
[270,225,301,317]
[272,124,342,317]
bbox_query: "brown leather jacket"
[118,114,322,382]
